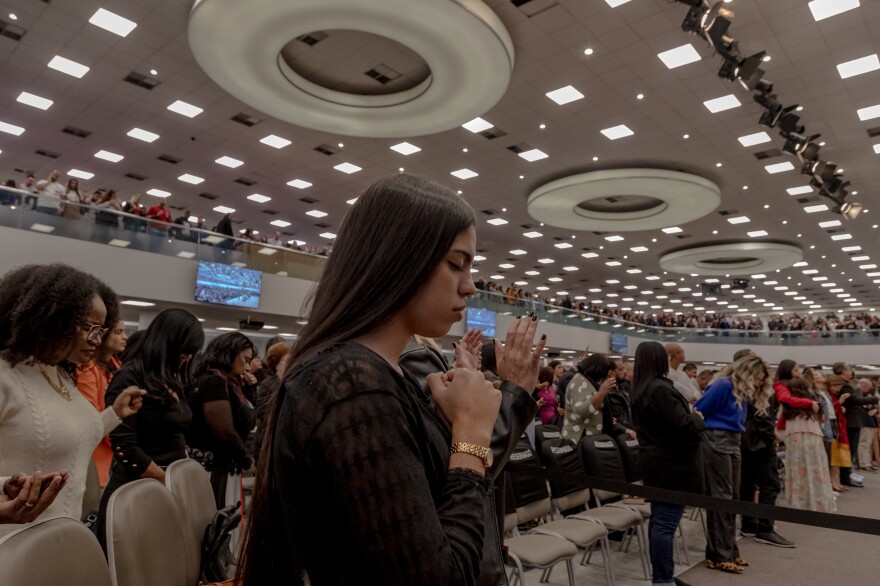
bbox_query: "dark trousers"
[840,427,861,482]
[649,502,684,585]
[740,445,780,534]
[702,429,741,562]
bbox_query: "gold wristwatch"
[450,442,494,468]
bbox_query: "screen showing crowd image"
[195,261,262,309]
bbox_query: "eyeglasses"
[81,320,109,343]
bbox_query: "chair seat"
[631,503,652,518]
[576,506,642,529]
[539,519,608,544]
[506,534,578,566]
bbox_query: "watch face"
[485,450,494,468]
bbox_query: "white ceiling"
[2,0,880,315]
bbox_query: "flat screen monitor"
[611,332,628,354]
[466,308,497,338]
[195,261,262,309]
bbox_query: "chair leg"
[566,559,577,586]
[601,536,615,586]
[540,567,551,583]
[635,524,651,581]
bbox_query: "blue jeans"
[649,501,684,585]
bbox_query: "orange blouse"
[76,357,120,486]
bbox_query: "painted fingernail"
[532,315,538,321]
[452,342,458,349]
[541,334,547,340]
[516,315,521,319]
[527,311,534,317]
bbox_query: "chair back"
[165,459,217,586]
[106,478,188,586]
[533,424,562,459]
[614,434,643,483]
[579,434,627,504]
[539,438,588,498]
[81,458,101,521]
[507,436,552,521]
[0,517,112,586]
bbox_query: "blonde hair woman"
[694,355,772,573]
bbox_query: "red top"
[773,380,815,430]
[145,204,172,231]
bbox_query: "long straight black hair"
[238,173,476,586]
[775,359,797,382]
[120,308,204,407]
[631,341,670,403]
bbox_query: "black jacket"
[632,377,704,493]
[841,383,879,428]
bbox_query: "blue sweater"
[694,377,746,432]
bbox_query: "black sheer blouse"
[272,341,489,585]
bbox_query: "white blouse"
[0,358,120,537]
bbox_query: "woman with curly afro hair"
[0,264,145,533]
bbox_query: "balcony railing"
[0,187,326,281]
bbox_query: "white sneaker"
[852,473,865,482]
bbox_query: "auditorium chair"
[0,517,112,586]
[533,423,563,460]
[165,459,218,586]
[106,478,189,586]
[507,437,613,585]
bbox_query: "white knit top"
[0,358,120,537]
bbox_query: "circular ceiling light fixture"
[188,0,514,138]
[659,242,803,276]
[527,169,721,232]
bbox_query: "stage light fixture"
[837,202,864,221]
[733,52,766,90]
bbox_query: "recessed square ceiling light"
[605,235,624,242]
[177,173,204,185]
[320,232,337,240]
[606,279,620,284]
[525,270,540,276]
[857,104,880,121]
[146,188,170,198]
[0,120,25,135]
[473,255,486,261]
[120,300,155,307]
[606,261,622,266]
[48,55,89,78]
[127,127,159,142]
[487,218,508,226]
[786,186,812,195]
[213,205,235,214]
[523,231,542,238]
[737,131,771,147]
[662,226,683,234]
[748,230,769,237]
[630,246,649,252]
[819,220,842,228]
[498,263,515,270]
[215,156,244,168]
[94,150,123,163]
[842,245,862,251]
[334,162,362,174]
[657,43,702,69]
[809,0,860,22]
[874,144,880,155]
[548,277,563,283]
[390,142,421,155]
[727,216,750,224]
[582,252,599,258]
[89,8,137,36]
[546,85,584,105]
[247,193,271,203]
[804,204,829,213]
[167,100,203,118]
[703,94,741,113]
[831,234,853,240]
[852,255,871,261]
[16,91,53,110]
[837,54,880,79]
[306,210,327,218]
[461,117,493,133]
[554,242,573,249]
[765,161,795,174]
[270,220,291,228]
[802,269,819,274]
[519,148,549,161]
[563,266,578,271]
[627,268,642,274]
[600,125,634,140]
[260,135,291,148]
[287,179,312,189]
[861,264,879,270]
[538,258,555,264]
[510,249,527,255]
[605,0,632,7]
[67,169,94,180]
[450,168,478,179]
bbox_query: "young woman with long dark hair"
[96,308,204,547]
[188,332,258,507]
[631,341,704,586]
[238,174,544,586]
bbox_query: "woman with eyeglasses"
[0,264,144,535]
[96,308,204,549]
[76,319,128,487]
